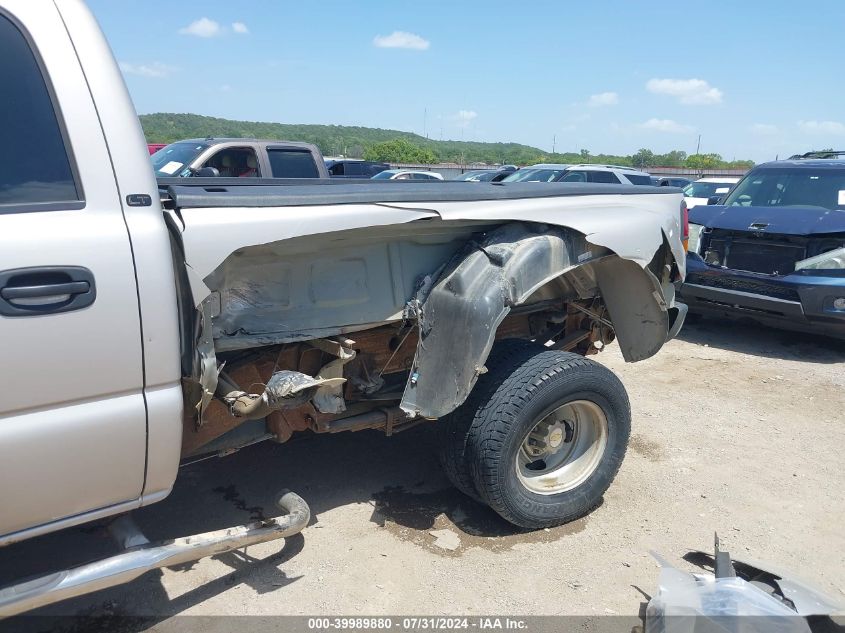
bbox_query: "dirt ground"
[3,318,844,626]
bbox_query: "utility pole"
[695,134,701,155]
[552,135,556,154]
[423,107,428,139]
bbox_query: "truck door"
[0,3,147,540]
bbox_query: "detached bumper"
[679,257,845,338]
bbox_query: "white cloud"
[750,123,778,136]
[640,118,694,134]
[587,91,619,107]
[178,17,221,38]
[646,78,723,105]
[373,31,430,50]
[232,21,249,34]
[798,120,845,135]
[451,110,478,127]
[119,61,176,78]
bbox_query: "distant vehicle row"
[148,142,721,192]
[500,163,653,185]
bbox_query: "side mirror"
[193,166,220,177]
[707,195,722,205]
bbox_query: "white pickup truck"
[0,0,688,616]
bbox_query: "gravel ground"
[3,318,844,627]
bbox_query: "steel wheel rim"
[515,400,608,495]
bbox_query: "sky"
[88,0,845,163]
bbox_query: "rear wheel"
[466,350,631,529]
[435,340,542,504]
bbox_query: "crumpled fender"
[399,223,673,418]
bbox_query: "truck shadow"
[1,424,553,628]
[677,316,845,363]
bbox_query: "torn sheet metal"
[591,256,669,361]
[176,192,684,307]
[400,223,593,418]
[178,204,438,304]
[194,300,219,423]
[201,222,477,352]
[382,192,686,279]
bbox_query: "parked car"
[371,169,444,180]
[680,152,845,337]
[502,163,654,185]
[150,138,329,179]
[0,0,688,615]
[658,176,692,188]
[454,169,510,182]
[682,177,740,209]
[325,159,389,178]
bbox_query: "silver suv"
[503,163,653,185]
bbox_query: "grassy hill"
[139,113,546,165]
[139,113,754,168]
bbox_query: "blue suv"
[680,151,845,338]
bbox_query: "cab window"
[203,147,261,178]
[268,149,320,178]
[560,171,588,183]
[344,162,363,177]
[588,171,621,184]
[0,14,79,209]
[625,174,653,186]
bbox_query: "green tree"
[631,148,655,168]
[727,159,755,169]
[579,149,591,162]
[363,138,438,164]
[685,153,723,169]
[656,150,687,167]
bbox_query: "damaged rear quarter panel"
[176,190,684,418]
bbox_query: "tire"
[466,349,631,529]
[435,339,543,503]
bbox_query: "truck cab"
[0,0,184,544]
[151,138,329,179]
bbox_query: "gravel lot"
[3,318,844,627]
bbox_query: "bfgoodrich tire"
[466,349,631,529]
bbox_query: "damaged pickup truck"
[0,0,686,616]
